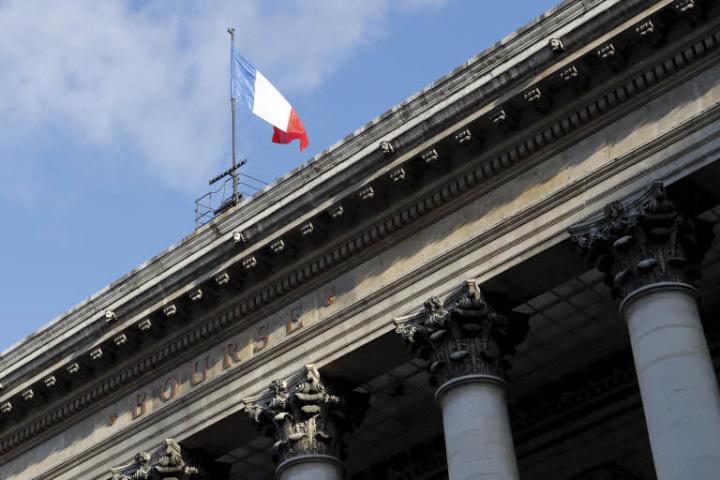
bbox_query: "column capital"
[108,439,204,480]
[569,180,714,300]
[394,280,529,386]
[244,365,368,464]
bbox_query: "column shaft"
[436,376,520,480]
[622,283,720,480]
[276,455,344,480]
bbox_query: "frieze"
[121,303,315,425]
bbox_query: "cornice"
[3,0,720,468]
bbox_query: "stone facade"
[3,1,720,479]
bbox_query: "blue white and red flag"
[231,45,309,151]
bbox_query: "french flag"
[231,45,309,151]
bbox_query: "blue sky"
[0,0,560,352]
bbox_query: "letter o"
[161,376,178,401]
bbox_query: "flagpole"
[228,27,238,204]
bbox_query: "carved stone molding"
[422,149,439,165]
[214,272,230,286]
[454,129,472,144]
[300,222,314,236]
[244,365,368,464]
[525,87,551,111]
[569,180,715,300]
[560,65,588,91]
[108,439,200,480]
[380,141,395,156]
[549,37,565,53]
[394,280,529,386]
[390,168,406,182]
[596,43,624,69]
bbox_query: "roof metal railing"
[194,159,268,230]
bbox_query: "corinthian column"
[244,365,367,480]
[394,280,529,480]
[570,180,720,480]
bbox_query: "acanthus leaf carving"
[106,439,200,480]
[244,364,368,464]
[568,180,715,300]
[394,280,529,387]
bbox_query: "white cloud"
[0,0,448,197]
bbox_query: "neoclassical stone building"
[2,0,720,479]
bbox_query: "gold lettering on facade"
[133,393,147,419]
[254,323,270,354]
[191,356,209,386]
[129,300,323,421]
[224,341,242,369]
[285,306,304,335]
[161,376,179,401]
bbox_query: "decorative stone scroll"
[108,439,200,480]
[569,180,714,300]
[244,365,368,463]
[394,280,529,387]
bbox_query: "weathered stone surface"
[107,440,199,480]
[569,180,715,300]
[621,284,720,480]
[245,365,368,464]
[438,378,519,480]
[394,280,529,386]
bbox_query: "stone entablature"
[2,0,720,475]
